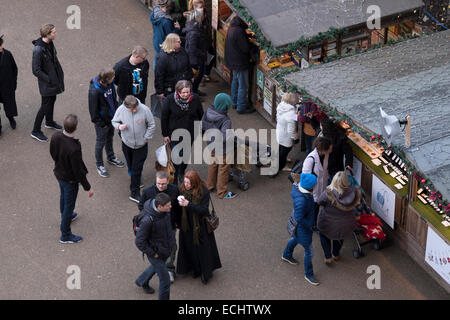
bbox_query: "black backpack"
[132,211,154,235]
[288,155,316,184]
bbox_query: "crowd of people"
[0,0,361,298]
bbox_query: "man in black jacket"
[113,46,149,105]
[225,16,255,114]
[88,68,125,178]
[138,171,180,283]
[0,34,18,135]
[135,193,176,300]
[50,114,94,244]
[31,24,65,142]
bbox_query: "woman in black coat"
[161,80,204,184]
[177,170,221,284]
[155,33,194,98]
[320,117,353,180]
[0,35,18,133]
[183,9,208,94]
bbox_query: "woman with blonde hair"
[177,170,222,284]
[272,92,299,177]
[317,171,360,264]
[155,33,194,98]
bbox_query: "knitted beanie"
[300,173,317,190]
[213,93,232,112]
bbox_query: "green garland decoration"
[229,0,348,57]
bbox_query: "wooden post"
[405,115,411,148]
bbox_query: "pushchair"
[348,171,387,259]
[228,137,271,191]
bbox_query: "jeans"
[283,227,314,278]
[33,95,57,132]
[57,179,79,239]
[192,63,205,94]
[94,123,115,167]
[122,143,148,193]
[231,69,249,112]
[136,256,170,300]
[319,233,344,259]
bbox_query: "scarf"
[174,92,194,111]
[180,188,203,245]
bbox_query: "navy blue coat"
[291,185,316,233]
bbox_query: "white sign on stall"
[425,227,450,285]
[371,175,396,229]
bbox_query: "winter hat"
[300,173,317,190]
[213,93,232,112]
[157,0,169,6]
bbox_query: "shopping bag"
[155,144,168,167]
[155,144,175,184]
[150,93,163,119]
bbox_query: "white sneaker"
[169,271,175,284]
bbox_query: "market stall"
[212,0,423,126]
[282,29,450,292]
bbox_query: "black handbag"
[205,198,219,234]
[150,93,163,119]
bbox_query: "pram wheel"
[372,240,381,250]
[239,182,249,191]
[353,249,364,259]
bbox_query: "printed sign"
[257,68,264,89]
[371,175,395,229]
[425,227,450,284]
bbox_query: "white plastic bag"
[155,144,168,167]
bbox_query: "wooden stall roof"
[285,29,450,200]
[235,0,424,48]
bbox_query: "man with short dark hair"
[112,95,155,203]
[135,192,176,299]
[31,24,65,142]
[113,46,150,105]
[0,34,18,136]
[88,68,125,178]
[139,171,181,283]
[50,114,94,244]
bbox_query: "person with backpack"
[138,171,181,283]
[202,93,237,199]
[281,173,320,286]
[135,193,176,299]
[88,68,125,178]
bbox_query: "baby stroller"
[348,171,387,259]
[228,137,271,191]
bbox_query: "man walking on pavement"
[225,16,256,114]
[112,95,155,204]
[50,114,94,244]
[0,34,18,136]
[88,68,125,178]
[138,171,181,283]
[31,24,65,142]
[135,192,176,300]
[113,46,150,105]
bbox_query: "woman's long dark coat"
[0,49,18,117]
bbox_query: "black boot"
[8,116,16,129]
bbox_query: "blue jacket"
[291,184,316,233]
[150,7,178,54]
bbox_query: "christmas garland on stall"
[229,0,348,57]
[270,67,449,214]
